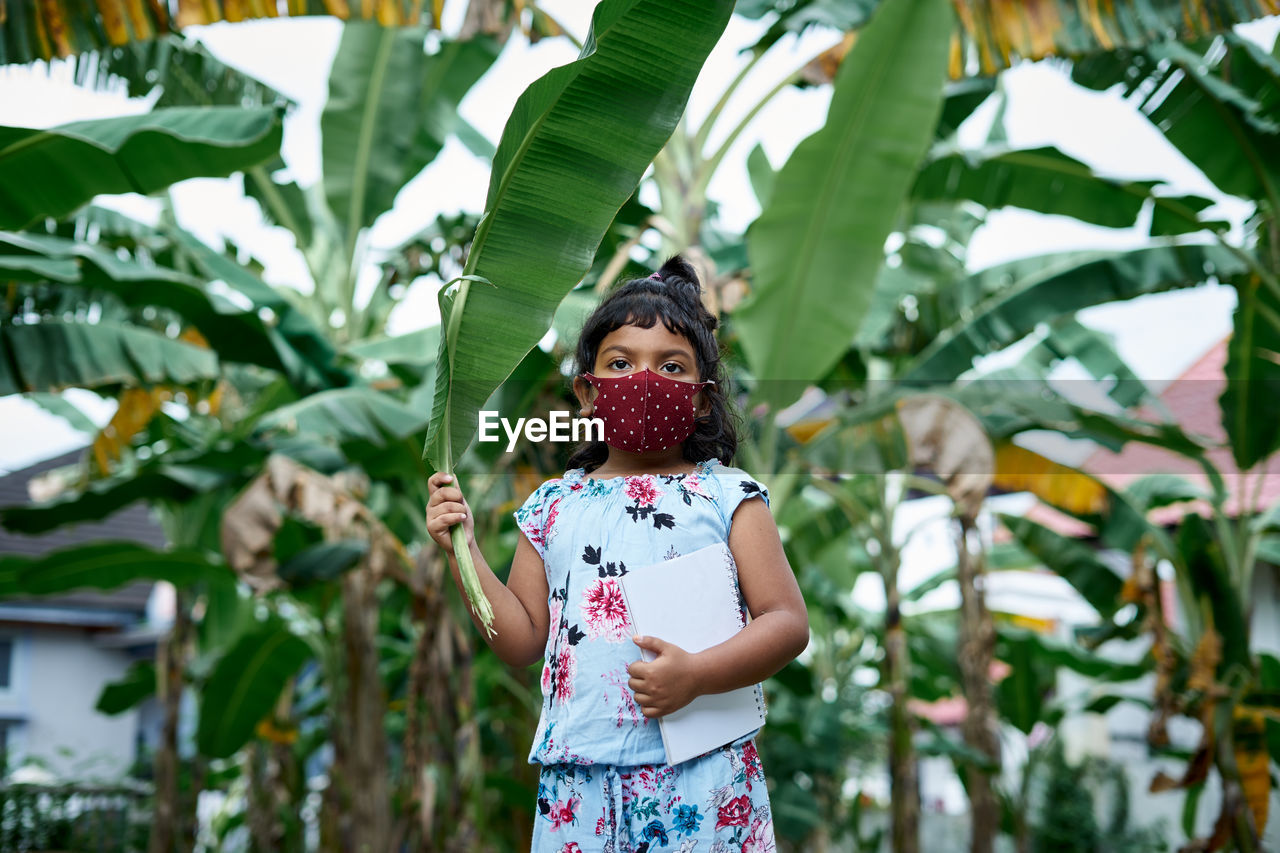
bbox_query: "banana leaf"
[0,319,220,395]
[197,617,311,759]
[0,230,296,377]
[420,0,735,634]
[903,243,1248,383]
[736,0,952,407]
[0,106,284,229]
[323,26,500,249]
[912,145,1221,235]
[0,541,231,597]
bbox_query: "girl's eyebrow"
[602,345,691,359]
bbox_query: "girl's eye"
[608,359,629,370]
[661,362,684,373]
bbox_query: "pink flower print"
[681,473,712,500]
[549,795,580,831]
[554,644,576,703]
[624,475,663,506]
[549,597,564,633]
[580,579,631,642]
[540,658,553,694]
[595,816,607,836]
[558,844,583,853]
[740,817,776,853]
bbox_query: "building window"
[0,638,11,689]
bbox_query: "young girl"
[426,256,809,852]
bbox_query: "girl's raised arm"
[427,472,550,667]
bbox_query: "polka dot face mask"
[580,368,713,453]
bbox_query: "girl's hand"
[426,472,475,555]
[627,635,700,718]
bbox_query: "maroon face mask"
[580,368,713,453]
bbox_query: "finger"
[429,487,464,506]
[633,635,669,655]
[633,691,652,705]
[434,501,467,518]
[642,706,662,718]
[428,472,456,488]
[628,678,644,692]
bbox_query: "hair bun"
[658,255,700,288]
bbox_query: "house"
[0,449,167,781]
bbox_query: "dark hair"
[567,255,739,473]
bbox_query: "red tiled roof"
[1027,335,1280,535]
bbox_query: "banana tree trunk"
[955,514,1000,853]
[149,588,192,853]
[883,557,919,853]
[391,549,482,851]
[338,567,392,852]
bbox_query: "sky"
[1,9,1278,475]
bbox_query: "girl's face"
[573,321,708,416]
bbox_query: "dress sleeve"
[717,470,771,534]
[512,480,560,560]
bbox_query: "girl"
[426,256,809,852]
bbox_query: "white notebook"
[618,541,766,765]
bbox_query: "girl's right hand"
[426,472,474,555]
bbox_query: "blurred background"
[1,1,1279,850]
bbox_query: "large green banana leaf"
[0,319,220,395]
[422,0,735,472]
[0,541,231,597]
[912,146,1220,235]
[975,316,1152,411]
[903,243,1248,382]
[0,107,284,229]
[0,230,294,377]
[197,617,311,759]
[323,26,500,252]
[166,226,345,391]
[735,0,952,405]
[1073,34,1280,203]
[259,387,430,446]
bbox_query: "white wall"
[3,626,141,779]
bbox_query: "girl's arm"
[627,497,809,717]
[427,472,550,667]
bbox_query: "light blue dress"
[513,457,777,852]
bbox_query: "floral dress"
[513,457,777,853]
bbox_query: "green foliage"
[196,617,311,759]
[736,0,951,407]
[0,542,231,596]
[0,107,284,229]
[1033,740,1101,853]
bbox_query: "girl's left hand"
[627,636,700,718]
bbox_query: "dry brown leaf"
[897,394,993,519]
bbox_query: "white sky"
[1,9,1277,474]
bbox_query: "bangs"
[581,290,695,360]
